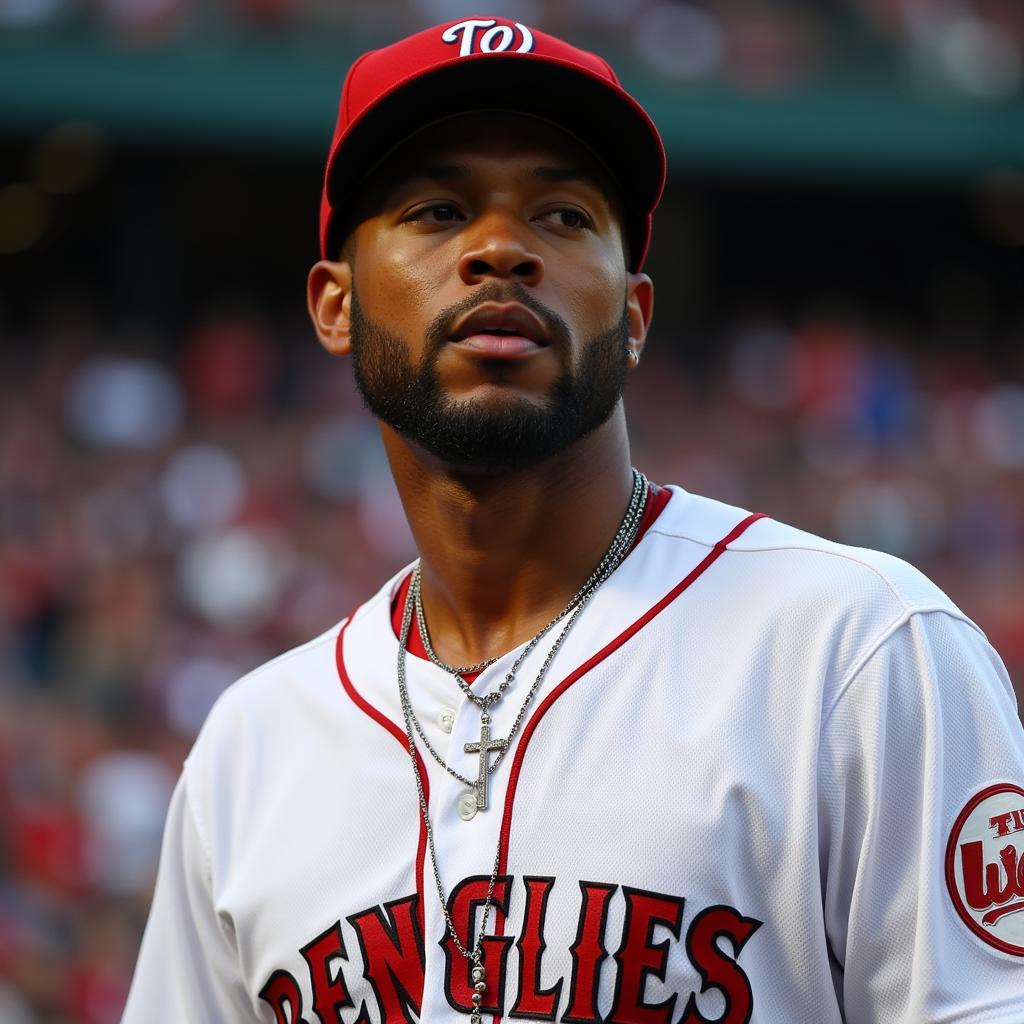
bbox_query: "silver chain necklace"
[415,590,501,678]
[415,467,647,712]
[395,470,647,1023]
[403,469,646,810]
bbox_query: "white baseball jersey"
[123,486,1024,1023]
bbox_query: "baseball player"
[123,17,1024,1024]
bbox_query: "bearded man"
[124,17,1024,1024]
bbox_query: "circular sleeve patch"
[946,782,1024,956]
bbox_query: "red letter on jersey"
[606,886,685,1024]
[299,921,368,1024]
[348,895,425,1023]
[259,969,310,1024]
[680,904,762,1024]
[441,875,514,1016]
[563,881,617,1023]
[510,876,564,1020]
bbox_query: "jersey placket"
[397,514,685,1020]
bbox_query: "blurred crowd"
[1,0,1021,1018]
[2,0,1022,100]
[0,295,1021,1020]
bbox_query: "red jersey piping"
[389,481,672,679]
[490,510,767,1024]
[335,610,429,936]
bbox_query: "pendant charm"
[464,716,506,811]
[469,958,486,1019]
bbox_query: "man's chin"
[407,400,619,474]
[440,386,553,417]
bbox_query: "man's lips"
[448,301,550,359]
[452,333,544,358]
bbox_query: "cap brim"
[323,54,665,270]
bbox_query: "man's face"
[342,112,640,471]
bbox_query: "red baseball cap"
[319,16,666,271]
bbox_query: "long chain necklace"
[402,469,646,809]
[395,470,647,1022]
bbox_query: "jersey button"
[438,707,456,733]
[457,792,478,821]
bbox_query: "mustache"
[422,282,572,361]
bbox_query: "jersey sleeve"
[121,770,261,1023]
[819,609,1024,1024]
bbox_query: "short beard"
[350,282,630,472]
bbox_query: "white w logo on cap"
[441,19,535,57]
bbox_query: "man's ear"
[307,259,353,356]
[625,272,654,365]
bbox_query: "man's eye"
[429,205,460,222]
[409,203,463,224]
[540,208,593,230]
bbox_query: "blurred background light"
[798,398,874,477]
[834,476,947,559]
[31,121,110,196]
[973,384,1024,468]
[973,167,1024,246]
[0,185,50,255]
[933,12,1022,99]
[75,476,157,565]
[161,654,242,738]
[66,356,183,449]
[160,444,247,533]
[177,525,292,628]
[77,751,174,895]
[302,415,380,502]
[0,0,65,28]
[729,323,796,411]
[96,0,190,44]
[631,2,724,81]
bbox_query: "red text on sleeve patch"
[946,782,1024,957]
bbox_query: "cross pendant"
[464,718,507,811]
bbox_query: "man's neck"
[381,412,635,668]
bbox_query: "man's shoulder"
[187,566,409,761]
[656,485,964,622]
[649,486,987,709]
[187,621,344,765]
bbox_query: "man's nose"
[457,212,544,287]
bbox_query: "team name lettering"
[440,18,535,57]
[511,877,563,1019]
[259,877,761,1024]
[961,840,1024,925]
[441,876,515,1015]
[989,807,1024,838]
